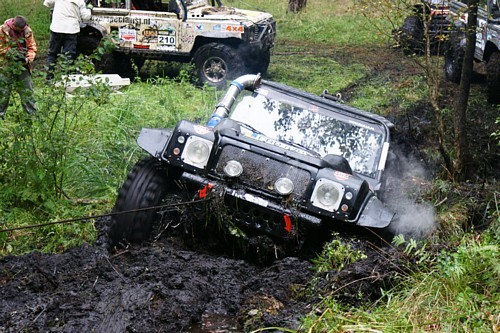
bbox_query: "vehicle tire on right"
[486,51,500,104]
[192,42,245,89]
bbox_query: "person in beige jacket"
[0,16,37,117]
[43,0,92,80]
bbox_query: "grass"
[302,232,499,332]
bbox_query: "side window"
[131,0,161,10]
[96,0,125,8]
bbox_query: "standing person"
[43,0,92,80]
[0,16,37,117]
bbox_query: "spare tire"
[399,15,424,55]
[444,32,465,83]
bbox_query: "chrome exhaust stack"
[207,74,262,128]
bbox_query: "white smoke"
[382,148,438,239]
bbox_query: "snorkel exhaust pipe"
[207,74,262,128]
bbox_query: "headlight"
[224,160,243,177]
[181,136,213,169]
[274,177,294,195]
[310,178,345,212]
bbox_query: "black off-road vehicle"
[444,0,500,103]
[79,0,276,88]
[110,74,396,251]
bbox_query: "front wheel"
[110,157,182,247]
[486,51,500,104]
[192,42,245,89]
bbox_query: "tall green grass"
[301,232,499,332]
[0,58,215,253]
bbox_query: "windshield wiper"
[279,139,321,158]
[236,121,266,136]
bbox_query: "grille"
[215,145,311,200]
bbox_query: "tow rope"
[0,198,210,233]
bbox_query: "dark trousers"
[46,31,78,79]
[0,68,37,116]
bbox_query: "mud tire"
[249,49,271,74]
[486,51,500,104]
[110,157,181,247]
[444,33,465,83]
[75,34,142,78]
[193,42,245,89]
[76,34,101,56]
[399,16,424,55]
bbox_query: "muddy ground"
[1,42,497,332]
[1,216,412,333]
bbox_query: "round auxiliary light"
[316,183,340,207]
[177,136,185,144]
[224,160,243,177]
[274,177,294,195]
[185,140,210,164]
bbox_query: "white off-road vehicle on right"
[444,0,500,103]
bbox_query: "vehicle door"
[123,9,180,51]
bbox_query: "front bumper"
[180,172,393,240]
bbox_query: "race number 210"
[158,35,175,45]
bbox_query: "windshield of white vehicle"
[229,87,386,178]
[184,0,210,7]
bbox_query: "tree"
[452,0,478,178]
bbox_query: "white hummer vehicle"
[444,0,500,103]
[77,0,276,88]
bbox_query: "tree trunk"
[288,0,307,13]
[453,0,478,179]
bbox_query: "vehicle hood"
[200,6,273,23]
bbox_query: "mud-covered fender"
[356,196,394,228]
[137,128,172,158]
[80,20,110,37]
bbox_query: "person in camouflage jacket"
[0,16,37,117]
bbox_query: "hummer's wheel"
[76,34,101,56]
[110,157,182,247]
[444,32,465,83]
[399,15,424,55]
[248,49,271,75]
[193,42,245,89]
[486,51,500,104]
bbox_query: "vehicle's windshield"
[184,0,210,7]
[229,87,386,178]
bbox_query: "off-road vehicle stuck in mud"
[109,74,397,254]
[77,0,276,88]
